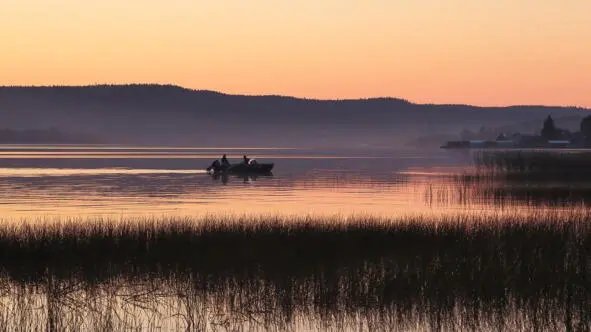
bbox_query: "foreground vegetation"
[0,212,588,331]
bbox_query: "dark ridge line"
[1,84,588,110]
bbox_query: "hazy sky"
[1,0,590,106]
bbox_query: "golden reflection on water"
[0,167,531,220]
[0,146,579,220]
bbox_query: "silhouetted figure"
[243,155,250,164]
[221,154,230,167]
[207,160,221,172]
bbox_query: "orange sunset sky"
[1,0,590,107]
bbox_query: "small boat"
[206,160,274,174]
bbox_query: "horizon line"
[0,83,589,110]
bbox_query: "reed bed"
[0,212,588,331]
[0,212,588,291]
[441,174,591,207]
[473,150,591,181]
[452,150,591,206]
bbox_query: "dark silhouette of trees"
[541,115,557,140]
[580,115,591,145]
[0,85,588,146]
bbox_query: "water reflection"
[3,274,586,331]
[0,146,449,217]
[0,145,590,218]
[1,149,591,217]
[210,172,274,185]
[0,214,588,331]
[431,169,591,208]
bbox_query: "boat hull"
[207,163,274,174]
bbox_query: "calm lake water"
[1,145,589,331]
[0,144,551,219]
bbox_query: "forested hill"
[0,84,587,146]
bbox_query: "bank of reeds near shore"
[473,150,591,181]
[0,213,588,295]
[460,150,591,206]
[0,213,589,330]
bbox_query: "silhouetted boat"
[206,161,274,175]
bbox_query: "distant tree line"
[539,115,571,140]
[459,114,591,146]
[580,115,591,144]
[540,114,591,145]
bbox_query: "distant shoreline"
[440,138,589,150]
[441,146,591,150]
[1,85,589,147]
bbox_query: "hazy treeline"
[0,84,587,147]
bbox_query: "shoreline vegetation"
[441,114,591,149]
[0,212,588,330]
[472,150,591,181]
[424,150,591,207]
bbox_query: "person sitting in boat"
[221,154,230,167]
[243,155,258,165]
[206,159,221,173]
